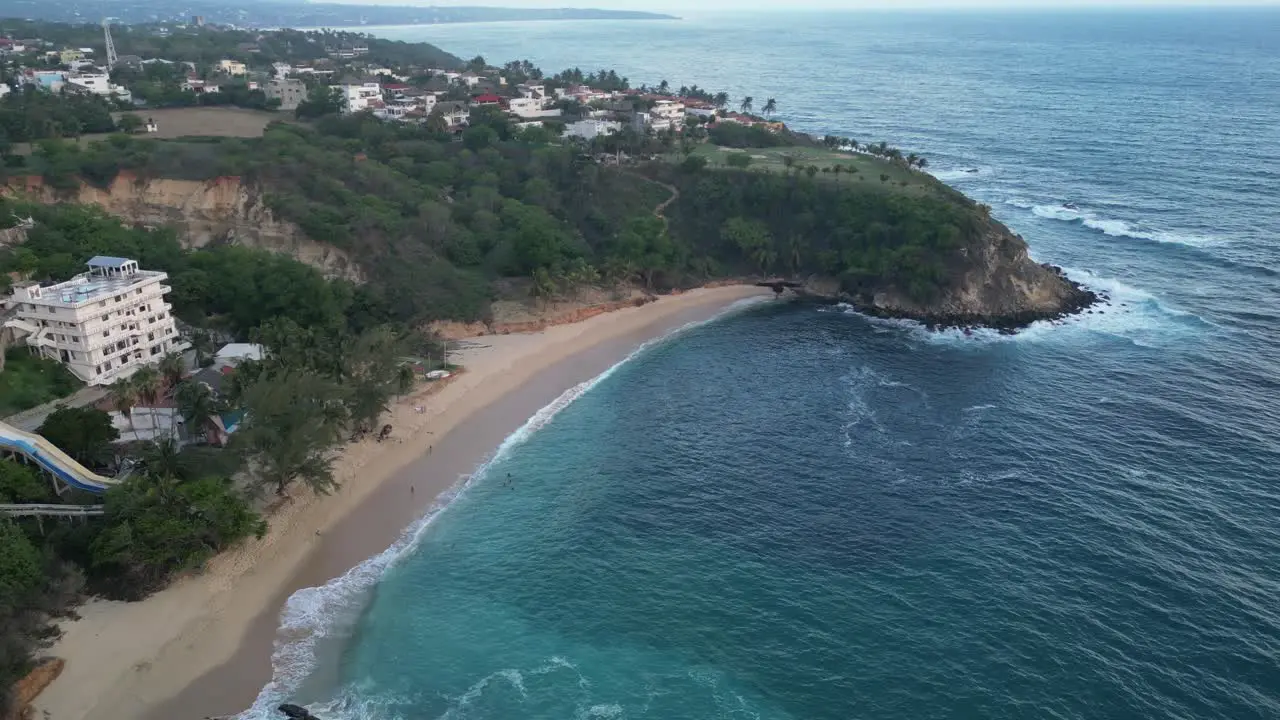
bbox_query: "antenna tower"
[102,19,118,69]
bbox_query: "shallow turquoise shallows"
[247,9,1280,720]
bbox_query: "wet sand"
[32,285,770,720]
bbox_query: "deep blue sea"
[248,10,1280,720]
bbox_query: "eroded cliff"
[803,217,1098,329]
[6,174,362,282]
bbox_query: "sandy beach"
[32,285,770,720]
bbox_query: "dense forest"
[2,110,985,325]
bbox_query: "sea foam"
[820,267,1208,348]
[1026,202,1219,247]
[238,295,770,720]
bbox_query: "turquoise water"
[247,9,1280,720]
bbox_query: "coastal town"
[0,18,790,146]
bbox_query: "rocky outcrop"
[5,175,362,282]
[799,217,1099,331]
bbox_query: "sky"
[331,0,1280,8]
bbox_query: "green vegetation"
[0,349,82,416]
[0,518,82,715]
[0,90,117,146]
[36,406,118,468]
[0,200,379,336]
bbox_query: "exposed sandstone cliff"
[6,175,362,282]
[801,217,1099,330]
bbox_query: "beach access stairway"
[0,419,126,494]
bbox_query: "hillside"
[2,115,1094,330]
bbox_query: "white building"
[217,59,247,76]
[271,62,294,77]
[508,97,562,119]
[64,71,132,103]
[564,119,623,141]
[649,99,686,132]
[6,257,186,386]
[342,82,383,114]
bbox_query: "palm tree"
[143,436,184,479]
[175,380,221,443]
[658,79,669,95]
[739,96,754,115]
[713,92,729,109]
[396,365,416,397]
[190,329,214,368]
[762,98,777,117]
[109,378,138,434]
[907,152,920,168]
[132,367,163,435]
[158,351,185,392]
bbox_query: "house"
[472,93,502,107]
[182,76,220,94]
[508,97,562,119]
[435,101,470,128]
[4,257,186,386]
[341,81,383,114]
[266,78,307,111]
[213,343,264,368]
[217,59,247,76]
[58,48,84,64]
[271,62,294,77]
[459,72,485,88]
[648,99,686,132]
[64,70,132,103]
[564,119,622,141]
[0,84,9,100]
[328,45,369,60]
[144,117,158,133]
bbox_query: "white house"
[5,256,186,385]
[508,97,562,119]
[271,62,294,77]
[564,119,623,141]
[342,82,383,114]
[217,59,247,76]
[435,101,470,128]
[649,99,686,132]
[64,71,132,103]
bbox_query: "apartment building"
[6,257,185,385]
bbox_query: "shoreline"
[32,284,770,720]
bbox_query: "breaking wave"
[818,268,1210,347]
[1022,202,1219,247]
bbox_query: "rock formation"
[800,217,1099,330]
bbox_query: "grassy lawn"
[12,107,288,155]
[679,143,944,196]
[0,348,83,416]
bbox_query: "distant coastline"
[0,0,678,29]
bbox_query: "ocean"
[248,9,1280,720]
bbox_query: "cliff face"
[7,174,362,282]
[805,218,1098,329]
